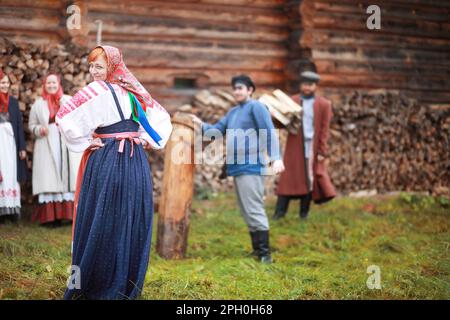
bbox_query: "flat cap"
[300,71,320,82]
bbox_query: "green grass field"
[0,192,449,300]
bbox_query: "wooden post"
[156,113,195,259]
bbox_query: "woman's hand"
[88,138,104,151]
[19,150,26,160]
[39,127,48,136]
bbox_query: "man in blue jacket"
[192,75,285,263]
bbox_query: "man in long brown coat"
[274,71,336,220]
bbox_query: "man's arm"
[317,99,333,159]
[251,101,281,162]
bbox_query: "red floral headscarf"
[98,45,154,111]
[42,74,63,120]
[0,70,10,113]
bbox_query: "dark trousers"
[274,193,312,218]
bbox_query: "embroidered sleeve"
[56,81,108,152]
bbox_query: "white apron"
[0,117,21,214]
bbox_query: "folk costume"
[202,75,281,263]
[0,71,27,221]
[275,71,336,220]
[56,46,172,299]
[29,75,82,225]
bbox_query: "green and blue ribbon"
[128,92,162,146]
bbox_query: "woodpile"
[189,89,237,195]
[259,89,302,134]
[183,88,449,197]
[0,38,90,111]
[326,90,449,196]
[0,39,89,205]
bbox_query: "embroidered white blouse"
[55,81,172,153]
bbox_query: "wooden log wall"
[84,0,290,110]
[0,0,291,110]
[1,0,449,106]
[295,0,450,105]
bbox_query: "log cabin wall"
[0,0,291,111]
[1,0,449,107]
[84,0,290,110]
[296,0,450,105]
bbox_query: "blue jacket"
[202,99,281,176]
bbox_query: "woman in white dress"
[29,74,81,226]
[0,70,27,223]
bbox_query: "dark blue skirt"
[64,120,153,300]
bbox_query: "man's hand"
[19,150,26,160]
[140,138,152,150]
[87,138,104,151]
[317,154,326,162]
[190,114,203,126]
[271,159,285,175]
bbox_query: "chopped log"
[156,113,196,259]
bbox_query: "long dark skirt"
[64,122,154,300]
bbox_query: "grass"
[0,192,449,300]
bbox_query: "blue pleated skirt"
[64,120,153,300]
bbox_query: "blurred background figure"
[0,70,27,224]
[29,74,81,227]
[274,71,336,221]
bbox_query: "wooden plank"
[146,0,286,9]
[313,0,450,23]
[96,33,288,53]
[86,11,289,43]
[88,1,289,27]
[273,89,302,112]
[314,59,450,77]
[310,10,450,39]
[0,29,63,45]
[0,0,65,9]
[303,29,450,52]
[259,95,291,125]
[94,37,288,60]
[130,67,286,86]
[310,46,450,65]
[318,73,450,92]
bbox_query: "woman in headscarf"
[29,74,82,226]
[0,70,27,223]
[56,46,172,300]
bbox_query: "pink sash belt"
[93,131,141,158]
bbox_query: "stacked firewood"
[189,89,237,194]
[325,90,449,196]
[259,89,302,135]
[185,89,449,197]
[0,38,90,114]
[0,39,89,205]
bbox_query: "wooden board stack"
[258,89,302,134]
